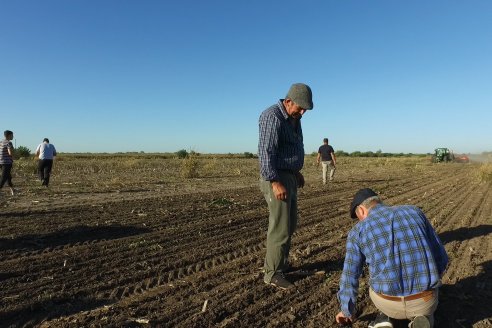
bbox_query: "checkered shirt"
[338,204,448,317]
[258,100,304,181]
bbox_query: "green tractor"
[432,148,454,163]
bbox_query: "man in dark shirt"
[316,138,336,184]
[258,83,313,289]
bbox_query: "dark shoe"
[267,273,294,290]
[409,316,430,328]
[282,263,294,273]
[369,312,393,328]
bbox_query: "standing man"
[335,188,448,328]
[316,138,336,184]
[0,130,15,196]
[258,83,313,290]
[35,138,57,187]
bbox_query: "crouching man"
[335,188,448,328]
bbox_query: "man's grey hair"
[360,195,382,208]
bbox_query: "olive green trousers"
[260,171,298,283]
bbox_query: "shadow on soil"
[439,224,492,244]
[437,260,492,327]
[287,258,344,283]
[437,225,492,327]
[0,295,111,327]
[0,224,152,252]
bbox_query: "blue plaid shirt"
[258,100,304,181]
[338,204,448,317]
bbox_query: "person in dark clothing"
[316,138,336,184]
[258,83,314,290]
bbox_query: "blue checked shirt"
[258,100,304,181]
[338,204,448,317]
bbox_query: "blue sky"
[1,1,491,154]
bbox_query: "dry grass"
[11,154,261,194]
[12,154,482,196]
[477,163,492,182]
[180,155,200,178]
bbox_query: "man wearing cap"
[335,188,448,328]
[258,83,313,290]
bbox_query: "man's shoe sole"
[411,316,430,328]
[270,282,289,290]
[369,323,393,328]
[265,281,294,290]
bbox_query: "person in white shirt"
[35,138,57,187]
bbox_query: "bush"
[176,149,188,159]
[243,152,256,158]
[181,155,199,178]
[335,150,349,157]
[13,145,31,159]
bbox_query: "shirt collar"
[366,203,385,219]
[277,99,289,120]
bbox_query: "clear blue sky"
[1,1,491,154]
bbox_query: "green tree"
[176,149,188,159]
[13,145,31,159]
[335,150,349,157]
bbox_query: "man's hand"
[335,312,353,326]
[271,181,288,200]
[296,172,305,188]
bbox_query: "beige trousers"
[321,161,335,183]
[369,288,439,327]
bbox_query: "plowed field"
[1,156,491,327]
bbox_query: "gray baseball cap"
[286,83,313,110]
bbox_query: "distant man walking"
[335,188,448,328]
[258,83,313,290]
[0,130,15,196]
[35,138,57,187]
[316,138,336,184]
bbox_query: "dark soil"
[1,159,491,327]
